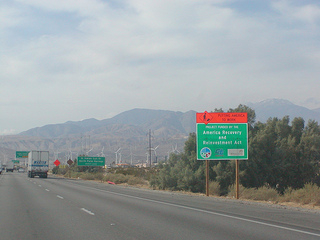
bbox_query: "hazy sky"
[1,0,320,134]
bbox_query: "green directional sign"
[16,151,30,158]
[197,123,248,160]
[77,156,105,166]
[12,160,20,164]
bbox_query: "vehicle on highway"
[6,161,14,172]
[28,150,49,178]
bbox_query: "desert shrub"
[281,183,320,206]
[228,185,279,201]
[103,173,129,184]
[94,172,104,182]
[52,166,68,175]
[127,176,146,185]
[80,172,95,180]
[70,172,82,178]
[209,181,221,196]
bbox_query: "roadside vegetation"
[52,105,320,208]
[52,164,152,186]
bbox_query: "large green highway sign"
[196,112,248,160]
[197,123,248,160]
[77,156,105,166]
[16,151,30,158]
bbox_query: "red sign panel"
[54,159,61,166]
[197,111,247,124]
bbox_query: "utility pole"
[148,129,152,167]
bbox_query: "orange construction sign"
[196,111,247,124]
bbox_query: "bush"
[103,173,129,184]
[52,166,68,175]
[228,185,279,201]
[70,172,82,179]
[280,183,320,206]
[95,172,104,182]
[127,176,146,185]
[209,181,221,196]
[80,173,95,180]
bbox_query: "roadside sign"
[196,112,248,124]
[67,159,73,166]
[197,112,248,160]
[197,123,248,160]
[197,111,248,199]
[54,159,61,166]
[77,156,105,166]
[16,151,30,158]
[12,160,20,164]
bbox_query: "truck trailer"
[28,151,49,178]
[6,161,14,172]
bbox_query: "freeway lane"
[0,173,319,240]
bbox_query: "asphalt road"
[1,172,319,240]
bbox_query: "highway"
[1,172,319,240]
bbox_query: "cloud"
[0,6,21,29]
[15,0,106,17]
[1,0,320,133]
[272,0,320,24]
[0,129,17,135]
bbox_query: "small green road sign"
[16,151,30,158]
[77,156,105,166]
[197,123,248,160]
[12,160,20,164]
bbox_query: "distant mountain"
[13,109,197,163]
[313,107,320,113]
[19,109,197,139]
[247,99,320,123]
[2,99,319,165]
[19,100,320,139]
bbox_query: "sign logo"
[200,147,212,158]
[215,149,224,156]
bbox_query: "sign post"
[206,160,209,196]
[196,112,248,198]
[236,159,240,199]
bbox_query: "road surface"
[0,172,319,240]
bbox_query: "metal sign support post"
[236,160,239,199]
[206,160,209,196]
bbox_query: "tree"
[151,105,320,195]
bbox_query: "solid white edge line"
[67,181,320,237]
[81,208,95,215]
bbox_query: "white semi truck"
[28,151,49,178]
[6,161,14,172]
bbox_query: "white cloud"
[0,7,21,29]
[272,0,320,24]
[0,129,17,135]
[0,0,320,133]
[15,0,106,17]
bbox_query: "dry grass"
[209,181,221,196]
[280,183,320,206]
[61,171,320,209]
[228,185,279,201]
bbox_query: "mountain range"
[1,99,320,165]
